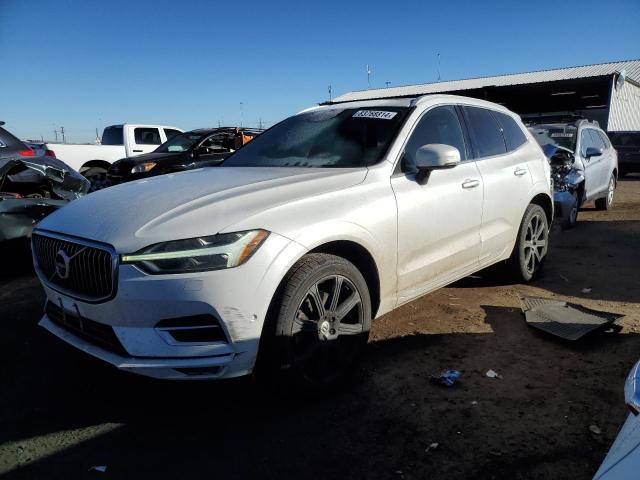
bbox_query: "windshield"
[528,124,577,152]
[223,107,410,168]
[155,132,203,153]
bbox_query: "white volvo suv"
[32,95,552,388]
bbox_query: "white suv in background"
[32,95,552,389]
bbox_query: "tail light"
[18,149,35,157]
[45,149,56,157]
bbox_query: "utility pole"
[95,128,100,144]
[385,81,391,88]
[60,126,66,143]
[328,84,332,101]
[366,65,372,89]
[437,52,441,81]
[240,102,244,127]
[53,129,58,142]
[258,118,263,129]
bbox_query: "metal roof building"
[332,59,640,132]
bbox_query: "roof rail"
[321,94,420,106]
[576,118,600,128]
[522,113,585,125]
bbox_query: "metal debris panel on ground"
[520,297,624,341]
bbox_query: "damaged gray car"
[0,126,89,242]
[528,119,618,228]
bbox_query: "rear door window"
[462,106,507,158]
[134,128,161,145]
[494,112,527,152]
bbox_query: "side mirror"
[413,144,460,185]
[415,144,461,170]
[584,146,603,159]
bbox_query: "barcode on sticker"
[551,133,573,137]
[352,110,397,120]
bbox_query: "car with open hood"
[528,117,618,228]
[32,94,552,388]
[107,127,263,185]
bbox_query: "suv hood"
[37,167,367,252]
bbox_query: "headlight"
[131,162,157,174]
[121,230,269,274]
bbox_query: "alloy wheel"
[607,177,615,206]
[290,275,364,383]
[523,213,547,276]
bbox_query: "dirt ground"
[1,177,639,480]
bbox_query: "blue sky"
[1,0,639,142]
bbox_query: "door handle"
[462,179,480,189]
[132,149,143,153]
[514,167,528,176]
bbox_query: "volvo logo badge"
[55,250,71,280]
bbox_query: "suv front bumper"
[37,232,306,380]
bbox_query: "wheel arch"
[530,192,553,224]
[80,159,111,174]
[254,238,381,378]
[308,240,381,318]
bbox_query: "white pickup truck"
[45,124,183,188]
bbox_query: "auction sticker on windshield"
[352,110,398,120]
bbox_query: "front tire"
[508,204,549,282]
[83,167,109,193]
[562,191,579,229]
[256,253,371,392]
[595,173,615,211]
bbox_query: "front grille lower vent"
[156,315,228,344]
[45,301,127,355]
[32,232,116,302]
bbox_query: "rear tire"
[507,204,549,282]
[255,253,371,393]
[595,174,615,211]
